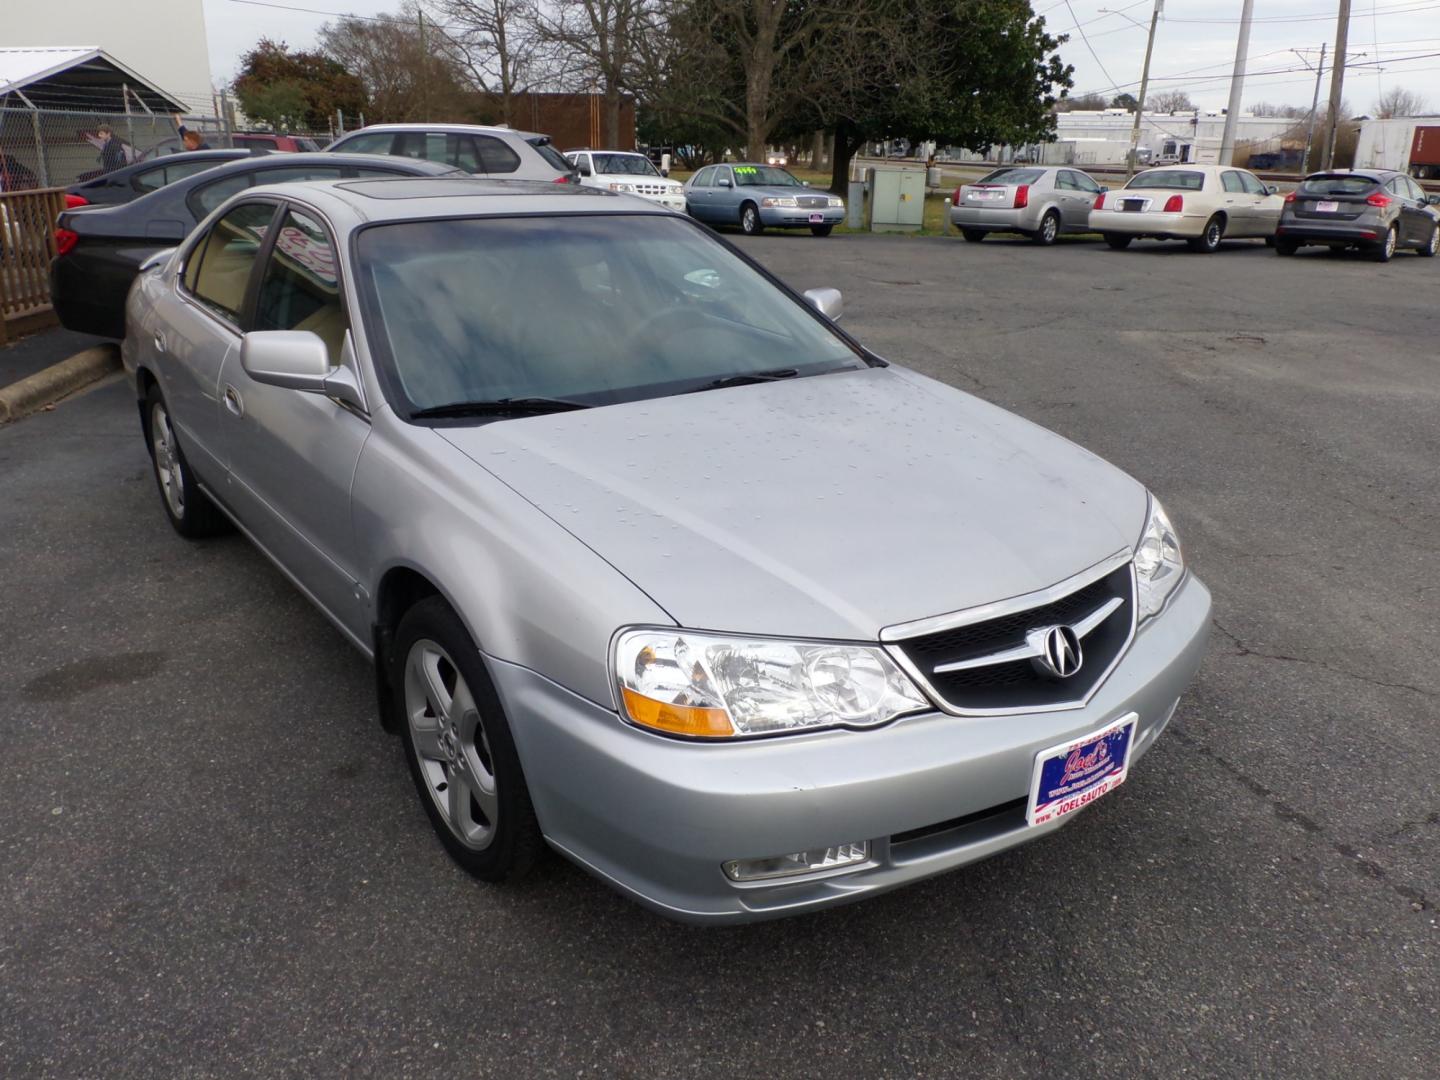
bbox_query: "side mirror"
[241,330,333,392]
[1098,186,1109,194]
[803,286,843,321]
[1266,185,1280,195]
[579,165,591,177]
[1428,194,1440,206]
[718,176,732,188]
[802,180,810,186]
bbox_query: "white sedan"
[1090,164,1284,252]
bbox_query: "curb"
[0,345,121,424]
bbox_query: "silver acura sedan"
[123,176,1210,923]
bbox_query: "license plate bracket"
[1316,200,1340,213]
[1026,714,1138,827]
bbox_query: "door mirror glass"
[803,286,843,321]
[579,164,591,177]
[1429,195,1440,206]
[717,176,732,187]
[1099,186,1109,194]
[240,330,333,391]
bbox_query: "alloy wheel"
[1385,226,1397,259]
[403,638,498,851]
[1041,213,1058,244]
[742,206,759,234]
[150,402,185,519]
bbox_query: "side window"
[474,135,521,173]
[338,132,394,155]
[392,132,428,159]
[182,230,212,294]
[190,172,252,219]
[1058,171,1082,191]
[164,159,225,186]
[691,166,712,187]
[1239,171,1266,196]
[1071,171,1101,194]
[254,208,348,365]
[187,202,275,324]
[251,166,344,186]
[715,167,732,186]
[1221,171,1246,194]
[1408,178,1428,202]
[132,164,169,193]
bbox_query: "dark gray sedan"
[684,163,844,235]
[1275,169,1440,261]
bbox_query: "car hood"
[438,367,1148,640]
[740,185,823,199]
[599,174,682,188]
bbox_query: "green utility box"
[869,168,926,232]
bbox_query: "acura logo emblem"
[1036,625,1083,679]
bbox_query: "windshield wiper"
[410,396,590,419]
[690,368,801,392]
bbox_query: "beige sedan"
[1090,164,1284,252]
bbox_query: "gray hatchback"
[123,176,1209,923]
[1276,169,1440,260]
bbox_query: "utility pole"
[1126,0,1164,178]
[1321,0,1351,169]
[1219,0,1257,164]
[1301,43,1327,172]
[418,10,431,123]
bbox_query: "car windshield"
[593,153,660,176]
[355,214,862,415]
[978,168,1043,185]
[733,165,801,187]
[1299,174,1379,196]
[1127,170,1205,191]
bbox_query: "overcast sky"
[202,0,1440,116]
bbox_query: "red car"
[232,132,321,152]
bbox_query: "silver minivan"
[123,176,1210,924]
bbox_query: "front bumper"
[1277,219,1383,245]
[1090,209,1204,239]
[492,573,1212,923]
[759,205,844,228]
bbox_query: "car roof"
[1304,168,1395,180]
[336,123,548,141]
[198,152,460,179]
[246,176,661,223]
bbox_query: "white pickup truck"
[564,150,688,212]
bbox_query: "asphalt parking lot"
[2,232,1437,1078]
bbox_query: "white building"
[1055,110,1297,164]
[3,0,215,112]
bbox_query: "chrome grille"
[889,560,1136,715]
[798,195,829,208]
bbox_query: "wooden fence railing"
[0,187,67,345]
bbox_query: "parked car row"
[951,163,1440,261]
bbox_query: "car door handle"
[223,384,243,417]
[153,331,167,354]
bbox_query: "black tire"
[961,228,986,242]
[739,203,763,235]
[1417,223,1438,257]
[391,597,543,883]
[1188,215,1224,253]
[1371,224,1398,262]
[809,224,834,237]
[1103,233,1132,250]
[1032,210,1060,246]
[1274,238,1299,256]
[142,383,231,539]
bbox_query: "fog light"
[723,842,869,882]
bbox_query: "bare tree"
[1054,92,1108,112]
[1250,101,1308,119]
[1148,89,1194,113]
[1374,86,1429,118]
[428,0,540,125]
[534,0,657,147]
[319,4,476,122]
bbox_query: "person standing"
[173,114,211,151]
[96,124,127,172]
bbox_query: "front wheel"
[393,597,543,882]
[739,203,763,235]
[1032,210,1060,246]
[1371,224,1398,262]
[810,224,834,237]
[1417,223,1438,257]
[1103,233,1132,250]
[144,384,230,539]
[1188,215,1224,253]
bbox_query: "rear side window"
[525,138,568,173]
[979,168,1043,185]
[254,209,348,365]
[187,202,275,324]
[1127,170,1204,191]
[1299,175,1377,196]
[190,172,251,218]
[337,132,395,155]
[139,158,227,194]
[478,135,523,173]
[132,164,171,193]
[691,167,714,187]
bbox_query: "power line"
[1062,0,1122,93]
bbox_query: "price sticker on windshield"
[735,166,758,175]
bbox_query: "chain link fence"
[0,106,333,191]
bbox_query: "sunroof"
[335,177,614,200]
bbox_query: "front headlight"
[827,196,844,207]
[615,629,930,739]
[608,182,636,193]
[761,196,798,207]
[1135,496,1184,620]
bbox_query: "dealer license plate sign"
[1316,200,1339,213]
[1026,714,1138,827]
[809,212,825,223]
